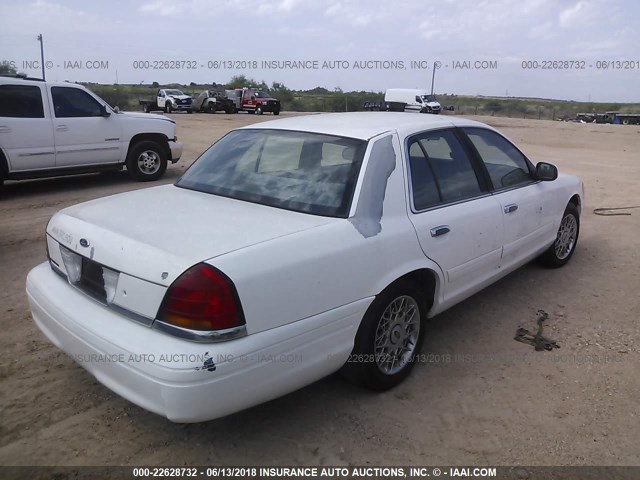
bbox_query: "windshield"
[176,129,367,217]
[165,89,184,96]
[422,95,437,102]
[253,91,270,98]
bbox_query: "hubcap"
[137,150,160,175]
[555,214,577,260]
[374,295,420,375]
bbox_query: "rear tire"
[539,203,580,268]
[142,104,150,113]
[341,281,426,390]
[126,141,168,182]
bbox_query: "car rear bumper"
[168,140,182,162]
[26,262,367,422]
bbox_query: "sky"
[0,0,638,102]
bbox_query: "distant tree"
[152,81,159,87]
[226,74,250,88]
[305,86,329,94]
[190,82,197,86]
[485,101,503,112]
[225,75,265,89]
[0,61,17,75]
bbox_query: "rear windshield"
[176,129,368,217]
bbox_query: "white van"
[384,89,441,114]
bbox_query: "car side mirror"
[99,104,111,117]
[536,162,558,181]
[113,106,120,114]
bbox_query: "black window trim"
[404,126,493,215]
[459,126,539,194]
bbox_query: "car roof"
[0,76,88,89]
[241,112,489,140]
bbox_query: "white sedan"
[26,113,583,422]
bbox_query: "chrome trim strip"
[18,151,55,157]
[110,303,154,327]
[152,320,248,343]
[56,146,120,153]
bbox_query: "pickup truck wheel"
[539,203,580,268]
[208,102,217,113]
[126,141,167,182]
[142,104,150,113]
[255,106,263,115]
[273,109,280,116]
[165,102,172,113]
[342,281,426,390]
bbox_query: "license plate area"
[80,256,107,302]
[58,245,118,304]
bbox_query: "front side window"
[464,128,533,189]
[408,129,482,209]
[51,87,102,118]
[0,85,44,118]
[176,129,367,217]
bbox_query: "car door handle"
[56,125,69,132]
[430,225,450,237]
[0,125,10,133]
[504,204,519,214]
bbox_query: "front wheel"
[208,102,217,113]
[341,281,426,390]
[255,105,263,115]
[165,102,172,113]
[539,203,580,268]
[126,141,168,182]
[273,109,280,116]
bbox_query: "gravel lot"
[0,112,638,466]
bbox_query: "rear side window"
[408,129,482,209]
[465,128,533,189]
[0,85,44,118]
[51,86,102,118]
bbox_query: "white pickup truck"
[0,76,183,188]
[140,89,194,114]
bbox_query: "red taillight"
[157,263,244,331]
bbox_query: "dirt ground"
[0,112,638,467]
